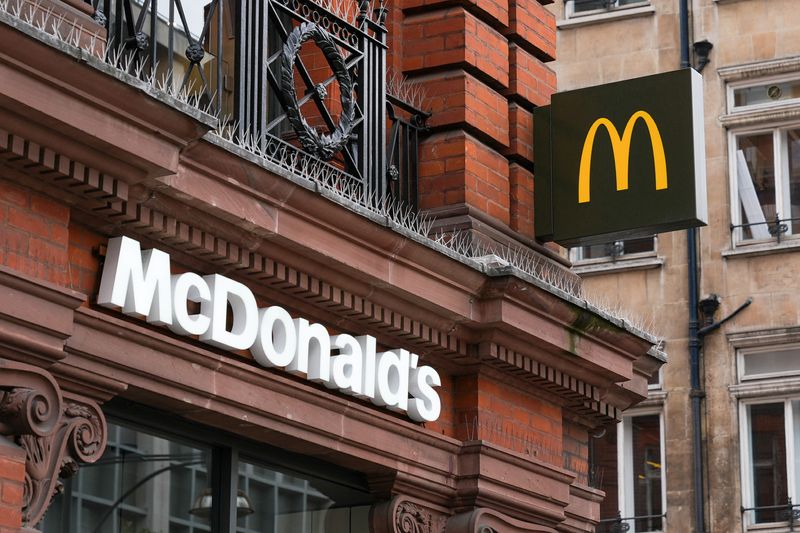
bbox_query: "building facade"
[0,0,663,532]
[548,0,800,532]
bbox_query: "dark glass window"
[574,236,655,261]
[41,415,373,533]
[749,402,788,524]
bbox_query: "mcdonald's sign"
[534,69,707,246]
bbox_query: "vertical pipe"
[681,0,705,529]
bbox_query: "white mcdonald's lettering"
[97,236,442,423]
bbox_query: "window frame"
[42,400,375,533]
[727,73,800,115]
[727,124,800,246]
[739,396,800,529]
[615,409,667,533]
[724,69,800,249]
[738,343,800,383]
[570,236,658,264]
[565,0,651,19]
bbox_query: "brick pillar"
[0,438,26,533]
[0,179,70,286]
[399,0,556,247]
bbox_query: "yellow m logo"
[577,110,668,204]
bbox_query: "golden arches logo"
[577,110,668,204]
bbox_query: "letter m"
[578,110,668,203]
[98,236,172,325]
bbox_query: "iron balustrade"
[597,512,666,533]
[731,213,800,244]
[386,94,430,210]
[741,499,800,531]
[80,0,417,203]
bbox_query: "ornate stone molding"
[371,496,447,533]
[0,358,107,528]
[446,508,557,533]
[1,126,650,420]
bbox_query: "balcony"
[39,0,428,209]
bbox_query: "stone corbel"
[446,508,557,533]
[0,358,107,528]
[371,495,448,533]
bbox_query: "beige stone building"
[548,0,800,532]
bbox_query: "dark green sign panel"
[534,69,707,246]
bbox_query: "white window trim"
[557,3,654,28]
[617,409,666,532]
[726,72,800,115]
[737,343,800,383]
[739,397,800,529]
[727,125,800,247]
[565,0,650,18]
[571,236,658,263]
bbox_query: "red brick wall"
[0,178,70,285]
[0,439,26,532]
[563,419,590,485]
[395,0,555,239]
[442,373,563,465]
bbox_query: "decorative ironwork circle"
[280,22,356,161]
[186,43,205,63]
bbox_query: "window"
[566,0,650,18]
[735,340,800,529]
[593,411,666,533]
[739,344,800,382]
[41,414,373,533]
[571,236,656,262]
[740,399,800,527]
[730,128,800,243]
[726,74,800,246]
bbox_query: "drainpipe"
[679,0,706,530]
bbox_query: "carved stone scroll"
[0,358,107,528]
[446,508,557,533]
[371,496,447,533]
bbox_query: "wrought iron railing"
[742,499,800,531]
[386,94,429,210]
[731,213,800,244]
[597,512,665,533]
[78,0,417,203]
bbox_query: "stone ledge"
[572,255,664,277]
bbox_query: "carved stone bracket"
[0,358,107,528]
[371,496,448,533]
[446,508,557,533]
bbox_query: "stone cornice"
[0,265,84,368]
[0,19,659,417]
[0,122,657,419]
[718,55,800,82]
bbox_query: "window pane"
[236,459,372,533]
[749,403,788,524]
[622,236,655,255]
[631,414,662,532]
[40,422,212,533]
[734,80,800,108]
[573,0,608,13]
[737,133,776,240]
[742,346,800,379]
[576,237,655,260]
